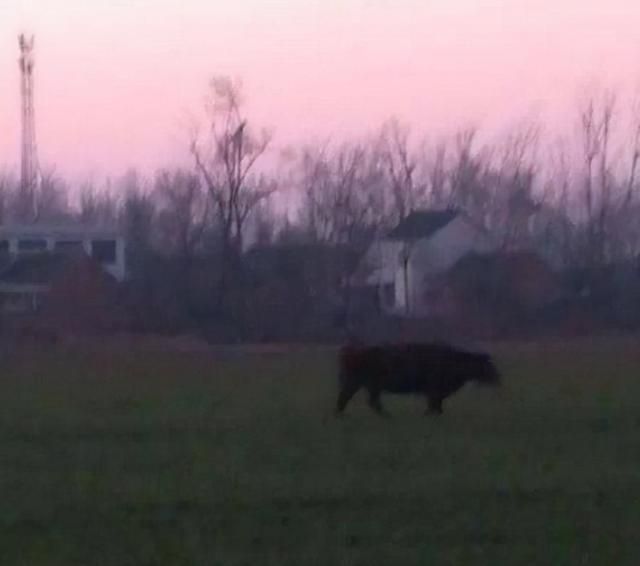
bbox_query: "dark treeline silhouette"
[2,79,640,342]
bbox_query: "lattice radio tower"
[18,33,41,222]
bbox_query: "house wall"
[393,253,411,314]
[0,227,127,282]
[361,239,404,285]
[360,215,496,317]
[411,215,494,274]
[403,216,495,315]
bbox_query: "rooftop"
[386,210,458,240]
[0,224,122,239]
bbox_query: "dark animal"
[336,341,500,416]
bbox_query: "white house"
[0,224,126,282]
[0,225,126,314]
[356,210,495,316]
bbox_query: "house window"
[92,240,117,263]
[18,239,47,253]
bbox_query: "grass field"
[1,337,639,565]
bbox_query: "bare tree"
[298,141,385,247]
[119,170,156,259]
[492,122,541,249]
[78,180,119,226]
[623,95,640,205]
[191,77,275,257]
[35,169,71,223]
[605,95,640,260]
[447,128,492,224]
[425,140,448,207]
[294,139,389,331]
[154,169,209,258]
[248,199,278,247]
[189,77,276,321]
[578,91,616,265]
[377,119,423,222]
[542,138,576,266]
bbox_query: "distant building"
[0,225,125,281]
[0,225,126,315]
[353,210,495,317]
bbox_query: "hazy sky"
[1,0,639,181]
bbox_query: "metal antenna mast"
[18,33,41,222]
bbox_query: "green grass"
[1,338,639,565]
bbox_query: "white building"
[356,210,495,316]
[0,224,126,282]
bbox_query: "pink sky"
[1,0,639,181]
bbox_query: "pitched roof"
[0,224,122,239]
[386,210,458,240]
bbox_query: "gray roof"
[386,210,458,240]
[0,224,122,239]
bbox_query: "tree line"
[2,78,640,340]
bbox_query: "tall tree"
[154,168,209,258]
[190,77,275,313]
[377,119,422,223]
[447,128,492,224]
[119,170,155,262]
[191,77,275,257]
[578,91,616,266]
[36,170,71,223]
[298,141,385,247]
[78,180,119,227]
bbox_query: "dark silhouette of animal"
[335,341,500,416]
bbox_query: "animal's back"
[335,339,498,415]
[381,342,480,395]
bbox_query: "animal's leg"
[426,396,443,416]
[367,386,389,417]
[335,384,359,415]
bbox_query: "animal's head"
[474,353,501,386]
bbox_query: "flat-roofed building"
[0,225,126,317]
[0,225,126,282]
